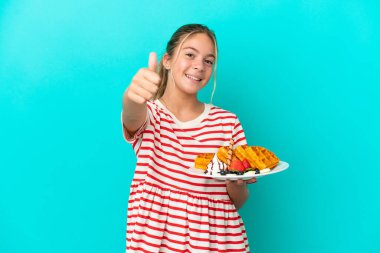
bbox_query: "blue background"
[1,1,379,252]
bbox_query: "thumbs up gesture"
[125,52,161,104]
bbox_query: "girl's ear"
[163,53,171,70]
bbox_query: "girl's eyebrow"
[183,46,215,58]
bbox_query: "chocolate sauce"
[211,160,214,174]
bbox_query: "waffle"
[243,146,279,170]
[216,146,229,164]
[234,145,256,168]
[194,153,214,170]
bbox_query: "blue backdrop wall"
[1,1,379,252]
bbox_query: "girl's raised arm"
[122,52,161,136]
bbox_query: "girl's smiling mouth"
[185,74,202,82]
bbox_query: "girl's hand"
[226,178,257,210]
[226,179,246,189]
[125,52,161,104]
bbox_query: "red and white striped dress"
[122,100,250,253]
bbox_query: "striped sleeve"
[232,116,247,147]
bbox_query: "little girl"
[122,24,256,253]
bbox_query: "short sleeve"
[232,116,248,147]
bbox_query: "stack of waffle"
[194,145,279,171]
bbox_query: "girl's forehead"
[180,33,216,56]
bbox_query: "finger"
[134,74,159,94]
[127,91,146,104]
[142,80,159,94]
[132,83,155,101]
[142,69,161,85]
[226,179,240,186]
[148,52,157,72]
[246,177,257,184]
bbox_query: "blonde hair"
[152,24,218,104]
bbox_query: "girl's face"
[165,33,216,96]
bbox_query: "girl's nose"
[192,59,204,71]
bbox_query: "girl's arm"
[122,94,147,136]
[122,52,160,135]
[226,178,256,210]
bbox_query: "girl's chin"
[181,88,200,95]
[187,82,207,91]
[176,81,203,92]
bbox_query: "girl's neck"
[159,93,204,122]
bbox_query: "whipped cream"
[204,154,228,176]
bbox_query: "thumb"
[148,52,157,72]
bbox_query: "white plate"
[188,161,289,181]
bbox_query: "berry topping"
[230,158,245,172]
[242,159,251,169]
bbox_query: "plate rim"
[188,161,289,181]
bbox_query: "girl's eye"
[205,59,214,66]
[185,53,194,58]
